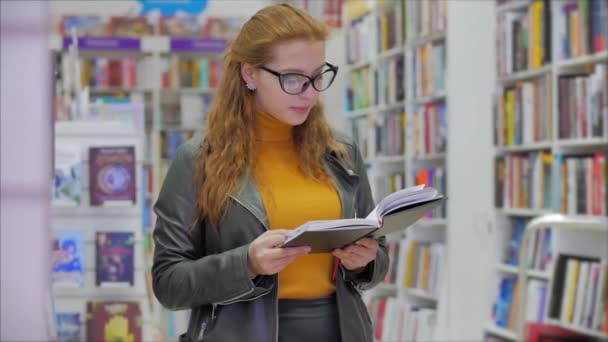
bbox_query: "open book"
[280,185,446,253]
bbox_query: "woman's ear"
[241,63,256,88]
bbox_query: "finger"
[256,234,288,248]
[343,244,370,257]
[265,246,310,259]
[354,238,377,249]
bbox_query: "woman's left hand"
[332,238,378,273]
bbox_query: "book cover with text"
[89,146,136,206]
[95,232,134,286]
[51,230,84,287]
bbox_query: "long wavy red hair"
[194,3,346,226]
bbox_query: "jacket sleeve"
[151,141,269,310]
[342,141,389,290]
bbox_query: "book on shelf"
[95,232,135,287]
[524,322,588,342]
[55,312,81,342]
[51,230,84,288]
[413,166,447,219]
[280,184,446,253]
[494,74,552,147]
[494,151,553,211]
[525,280,549,323]
[554,152,606,216]
[53,142,82,206]
[548,254,608,331]
[367,297,437,342]
[492,275,518,330]
[404,0,446,41]
[496,0,551,76]
[556,0,608,59]
[410,103,447,157]
[86,301,142,341]
[413,42,446,98]
[558,64,607,140]
[89,146,137,206]
[375,112,406,157]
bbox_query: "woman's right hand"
[247,229,311,277]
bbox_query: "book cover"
[56,312,81,342]
[86,301,142,341]
[95,232,135,286]
[525,322,588,342]
[54,143,82,206]
[89,146,136,206]
[51,230,84,287]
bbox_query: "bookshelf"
[487,0,608,340]
[50,33,226,340]
[343,0,449,340]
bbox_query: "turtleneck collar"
[254,110,294,142]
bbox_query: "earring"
[246,83,257,91]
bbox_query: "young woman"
[152,4,388,342]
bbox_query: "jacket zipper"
[228,194,278,342]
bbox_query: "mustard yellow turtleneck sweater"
[253,110,341,299]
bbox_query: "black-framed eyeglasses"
[260,62,339,95]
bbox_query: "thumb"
[256,233,288,248]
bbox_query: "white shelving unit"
[50,33,225,341]
[487,0,608,340]
[515,214,608,341]
[52,120,153,341]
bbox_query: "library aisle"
[1,0,607,341]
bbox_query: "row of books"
[351,118,371,160]
[494,74,552,147]
[550,255,608,332]
[414,167,447,219]
[375,172,406,202]
[495,151,553,210]
[55,301,141,342]
[384,239,446,297]
[368,298,437,342]
[410,103,448,157]
[57,14,243,41]
[496,0,551,76]
[492,275,519,330]
[347,66,375,111]
[556,153,607,216]
[160,93,213,127]
[403,0,447,42]
[376,112,406,156]
[496,151,607,215]
[412,42,446,98]
[75,57,154,90]
[345,2,401,66]
[54,144,136,207]
[52,231,135,288]
[556,0,608,60]
[505,218,554,270]
[377,56,406,107]
[162,56,224,90]
[558,64,607,140]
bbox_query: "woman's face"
[242,39,328,126]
